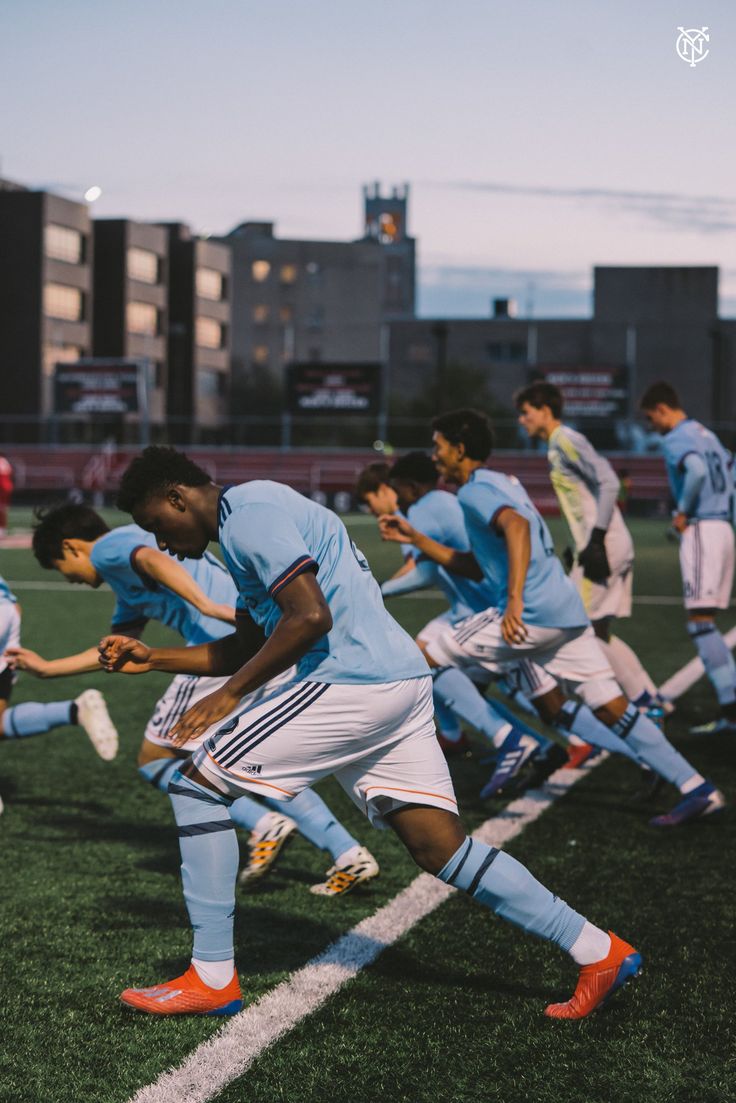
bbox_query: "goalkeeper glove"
[578,528,611,583]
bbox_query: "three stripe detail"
[211,681,331,769]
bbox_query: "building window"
[251,260,271,282]
[43,283,83,321]
[280,263,297,284]
[127,247,160,284]
[196,267,224,301]
[252,304,270,324]
[195,316,225,349]
[197,369,226,398]
[44,224,84,264]
[279,305,293,323]
[252,345,269,364]
[42,343,82,378]
[126,301,159,336]
[306,262,320,276]
[487,341,527,362]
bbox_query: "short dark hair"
[431,409,493,461]
[639,381,682,411]
[390,451,439,486]
[117,446,211,513]
[32,504,110,569]
[354,462,392,501]
[514,381,563,419]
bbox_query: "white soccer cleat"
[75,689,118,761]
[238,812,298,886]
[310,846,380,897]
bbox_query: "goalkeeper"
[515,381,666,716]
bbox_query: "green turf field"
[0,513,734,1103]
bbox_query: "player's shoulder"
[219,480,304,517]
[90,524,152,568]
[459,468,517,508]
[550,423,590,461]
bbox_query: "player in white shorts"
[100,444,644,1022]
[515,381,665,721]
[641,381,736,734]
[14,504,377,895]
[380,409,725,830]
[0,572,117,816]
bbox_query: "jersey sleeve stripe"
[129,546,160,592]
[268,555,319,596]
[490,504,512,529]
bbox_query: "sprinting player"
[101,445,642,1022]
[379,409,725,828]
[640,382,736,735]
[14,504,377,895]
[0,572,117,807]
[386,451,547,797]
[515,382,664,712]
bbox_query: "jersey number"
[351,540,370,572]
[705,451,726,494]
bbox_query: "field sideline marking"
[128,758,605,1103]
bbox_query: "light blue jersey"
[217,482,429,684]
[90,525,236,645]
[0,573,17,605]
[407,489,497,620]
[457,469,588,629]
[661,419,733,522]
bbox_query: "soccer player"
[379,410,725,829]
[640,382,736,734]
[515,381,665,710]
[386,451,548,796]
[13,504,377,895]
[102,445,642,1021]
[0,571,117,798]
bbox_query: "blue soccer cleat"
[650,781,726,827]
[480,729,539,799]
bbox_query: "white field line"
[128,759,604,1103]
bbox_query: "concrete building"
[164,223,231,440]
[221,183,415,395]
[0,186,93,433]
[387,266,736,448]
[92,219,169,424]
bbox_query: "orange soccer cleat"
[544,932,642,1020]
[120,964,243,1016]
[564,741,596,770]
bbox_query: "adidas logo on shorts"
[240,763,263,776]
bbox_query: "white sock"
[491,722,513,748]
[192,957,235,989]
[680,772,706,795]
[335,844,363,867]
[600,636,658,702]
[569,922,611,966]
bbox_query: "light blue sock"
[498,678,538,717]
[437,837,585,952]
[138,758,181,792]
[168,770,238,962]
[265,788,357,861]
[3,700,74,738]
[556,700,640,762]
[687,622,736,706]
[433,695,462,739]
[611,704,699,790]
[229,794,268,832]
[433,667,510,744]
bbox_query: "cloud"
[427,180,736,235]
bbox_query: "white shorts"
[0,602,20,689]
[417,614,491,686]
[680,520,735,610]
[570,562,633,621]
[426,611,620,711]
[144,666,297,752]
[193,675,457,829]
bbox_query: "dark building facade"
[0,188,92,429]
[387,266,736,446]
[221,183,415,399]
[92,219,169,423]
[164,223,231,438]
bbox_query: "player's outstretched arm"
[168,573,332,746]
[7,644,111,679]
[494,509,530,645]
[132,546,236,624]
[98,632,245,677]
[378,514,482,579]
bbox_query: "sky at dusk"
[2,0,735,317]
